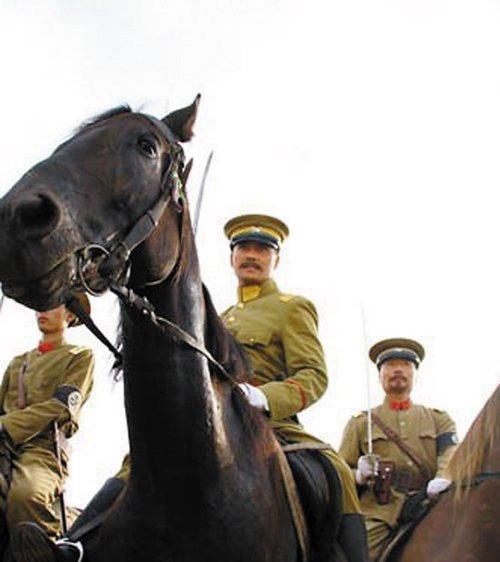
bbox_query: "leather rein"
[66,115,237,389]
[463,470,500,487]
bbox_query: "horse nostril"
[14,193,61,238]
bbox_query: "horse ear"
[162,94,201,142]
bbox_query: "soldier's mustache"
[241,261,262,270]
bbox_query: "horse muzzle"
[1,256,77,311]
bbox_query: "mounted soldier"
[221,214,370,562]
[339,338,458,561]
[0,95,494,562]
[0,294,94,553]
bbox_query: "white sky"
[0,0,499,506]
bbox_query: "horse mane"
[76,105,133,133]
[202,283,252,383]
[201,283,270,441]
[447,384,499,499]
[169,198,251,382]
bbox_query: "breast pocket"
[364,427,391,457]
[237,329,273,347]
[25,371,56,402]
[419,427,437,440]
[26,383,49,404]
[418,425,437,458]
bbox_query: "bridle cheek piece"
[74,119,186,295]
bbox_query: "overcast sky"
[0,0,499,506]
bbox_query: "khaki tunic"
[222,279,360,514]
[0,342,94,536]
[115,453,131,482]
[339,399,457,557]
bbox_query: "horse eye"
[137,137,157,158]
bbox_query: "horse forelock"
[447,384,499,500]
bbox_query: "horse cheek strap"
[99,168,180,282]
[170,170,185,212]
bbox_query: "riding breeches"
[272,421,362,515]
[5,445,67,537]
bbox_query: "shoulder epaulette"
[279,294,297,303]
[431,407,445,414]
[67,345,92,356]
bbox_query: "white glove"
[238,383,269,411]
[355,454,379,485]
[426,477,451,499]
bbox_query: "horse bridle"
[74,115,186,297]
[67,115,237,388]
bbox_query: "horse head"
[0,95,200,311]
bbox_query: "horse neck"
[120,248,232,493]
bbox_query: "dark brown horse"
[391,384,500,562]
[0,98,341,562]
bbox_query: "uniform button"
[400,421,405,426]
[407,461,412,466]
[237,303,244,309]
[250,337,255,343]
[227,316,235,323]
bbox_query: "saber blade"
[193,151,214,236]
[361,303,373,455]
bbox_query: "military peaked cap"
[224,214,289,251]
[369,338,425,369]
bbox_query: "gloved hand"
[355,454,379,485]
[426,477,451,499]
[238,383,269,411]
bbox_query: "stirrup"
[55,538,84,562]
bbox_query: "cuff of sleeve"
[260,381,303,421]
[1,417,25,446]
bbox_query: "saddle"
[277,438,343,562]
[376,490,434,562]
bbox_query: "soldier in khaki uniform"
[0,294,94,544]
[339,338,458,561]
[221,214,369,562]
[15,454,130,561]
